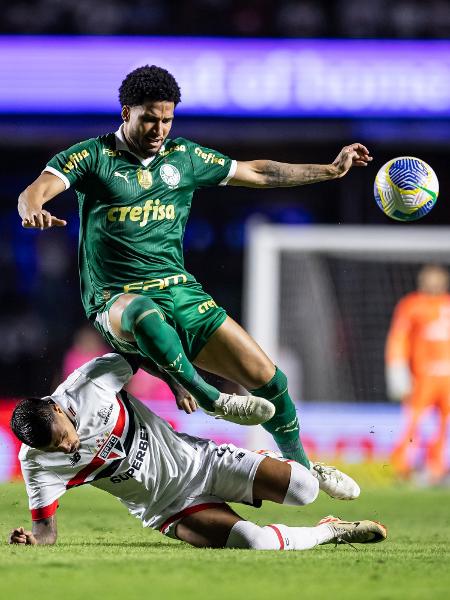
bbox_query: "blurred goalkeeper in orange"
[386,264,450,483]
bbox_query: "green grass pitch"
[1,481,449,600]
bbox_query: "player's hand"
[139,360,198,413]
[167,380,198,414]
[9,527,37,545]
[21,209,67,230]
[332,143,373,178]
[385,363,412,401]
[176,393,198,414]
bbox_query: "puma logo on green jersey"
[114,171,129,183]
[107,199,175,226]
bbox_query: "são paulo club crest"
[160,164,181,188]
[98,435,126,461]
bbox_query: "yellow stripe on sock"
[134,308,165,327]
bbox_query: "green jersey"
[45,127,235,320]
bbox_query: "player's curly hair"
[119,65,181,107]
[10,397,55,448]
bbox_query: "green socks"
[120,297,310,468]
[251,367,310,469]
[121,297,219,410]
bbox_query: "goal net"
[244,224,450,404]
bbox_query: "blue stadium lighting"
[1,36,449,117]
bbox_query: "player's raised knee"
[121,295,164,335]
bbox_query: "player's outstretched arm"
[229,143,372,188]
[18,172,67,230]
[9,515,58,546]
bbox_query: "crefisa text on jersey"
[110,424,149,483]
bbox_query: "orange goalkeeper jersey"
[386,292,450,377]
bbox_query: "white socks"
[226,520,334,550]
[225,462,329,550]
[225,458,332,550]
[282,461,319,506]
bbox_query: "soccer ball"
[374,156,439,221]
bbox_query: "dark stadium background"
[2,9,450,593]
[1,0,449,398]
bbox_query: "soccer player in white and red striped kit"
[9,353,386,550]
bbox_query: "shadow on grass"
[63,541,174,549]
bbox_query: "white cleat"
[318,515,387,546]
[310,462,360,500]
[203,393,275,426]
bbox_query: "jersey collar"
[115,124,165,167]
[49,395,80,430]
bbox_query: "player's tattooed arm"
[18,172,67,230]
[229,143,372,188]
[9,515,58,546]
[238,160,339,187]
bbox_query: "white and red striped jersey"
[19,353,207,527]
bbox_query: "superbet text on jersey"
[44,127,236,321]
[19,354,208,525]
[19,354,264,534]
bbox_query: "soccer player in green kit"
[18,65,372,500]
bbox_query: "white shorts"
[95,297,139,354]
[155,443,265,539]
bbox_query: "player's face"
[122,100,175,158]
[418,266,449,295]
[42,408,80,454]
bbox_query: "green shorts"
[94,280,227,361]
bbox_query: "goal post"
[244,224,450,404]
